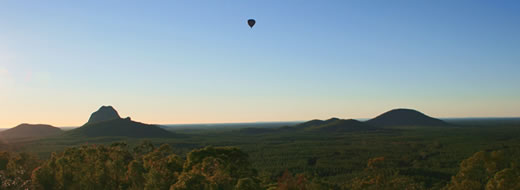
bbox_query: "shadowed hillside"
[66,106,176,138]
[304,119,374,132]
[67,117,175,138]
[0,124,63,141]
[366,108,450,127]
[239,118,374,134]
[297,117,341,128]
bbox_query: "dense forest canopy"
[1,141,519,190]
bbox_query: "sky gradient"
[1,0,519,128]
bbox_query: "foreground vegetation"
[2,143,262,190]
[1,142,519,190]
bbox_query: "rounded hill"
[366,108,450,127]
[0,124,63,141]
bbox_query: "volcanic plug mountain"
[67,106,175,138]
[86,105,121,124]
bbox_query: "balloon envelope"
[247,19,256,28]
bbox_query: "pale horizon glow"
[1,1,519,128]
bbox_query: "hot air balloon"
[247,19,256,28]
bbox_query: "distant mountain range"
[240,108,450,134]
[0,124,63,141]
[2,107,450,139]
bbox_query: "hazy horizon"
[1,1,519,127]
[2,111,520,129]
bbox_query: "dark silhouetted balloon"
[247,19,256,28]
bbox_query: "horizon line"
[1,116,520,129]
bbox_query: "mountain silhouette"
[86,105,121,124]
[239,118,374,134]
[297,118,374,132]
[297,117,341,128]
[366,108,450,127]
[68,117,175,138]
[68,106,175,138]
[306,119,374,132]
[0,124,63,141]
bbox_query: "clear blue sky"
[1,0,519,127]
